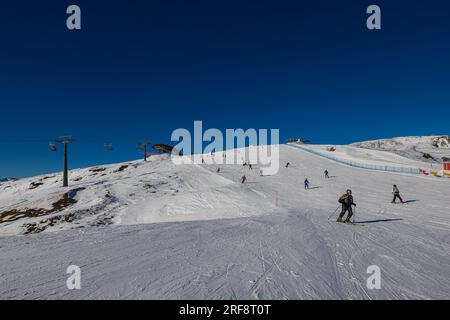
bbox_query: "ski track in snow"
[0,145,449,299]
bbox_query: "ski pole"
[328,206,340,220]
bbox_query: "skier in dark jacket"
[337,189,356,223]
[324,170,329,178]
[286,162,290,168]
[392,185,404,204]
[304,179,309,190]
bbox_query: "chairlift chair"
[49,143,57,152]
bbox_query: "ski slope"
[1,145,449,299]
[297,144,429,168]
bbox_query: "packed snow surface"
[1,144,449,299]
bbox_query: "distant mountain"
[0,177,17,182]
[353,135,450,163]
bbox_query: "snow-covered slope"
[1,145,449,299]
[352,136,450,163]
[0,153,275,236]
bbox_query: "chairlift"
[49,143,57,152]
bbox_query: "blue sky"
[1,0,449,178]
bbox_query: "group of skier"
[335,185,405,223]
[237,161,406,224]
[304,169,329,189]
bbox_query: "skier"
[304,178,309,190]
[241,175,247,183]
[324,170,329,178]
[286,162,290,168]
[337,189,356,223]
[249,163,253,170]
[216,168,221,173]
[392,185,404,204]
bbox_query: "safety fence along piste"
[287,143,442,176]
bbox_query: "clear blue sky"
[1,0,449,178]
